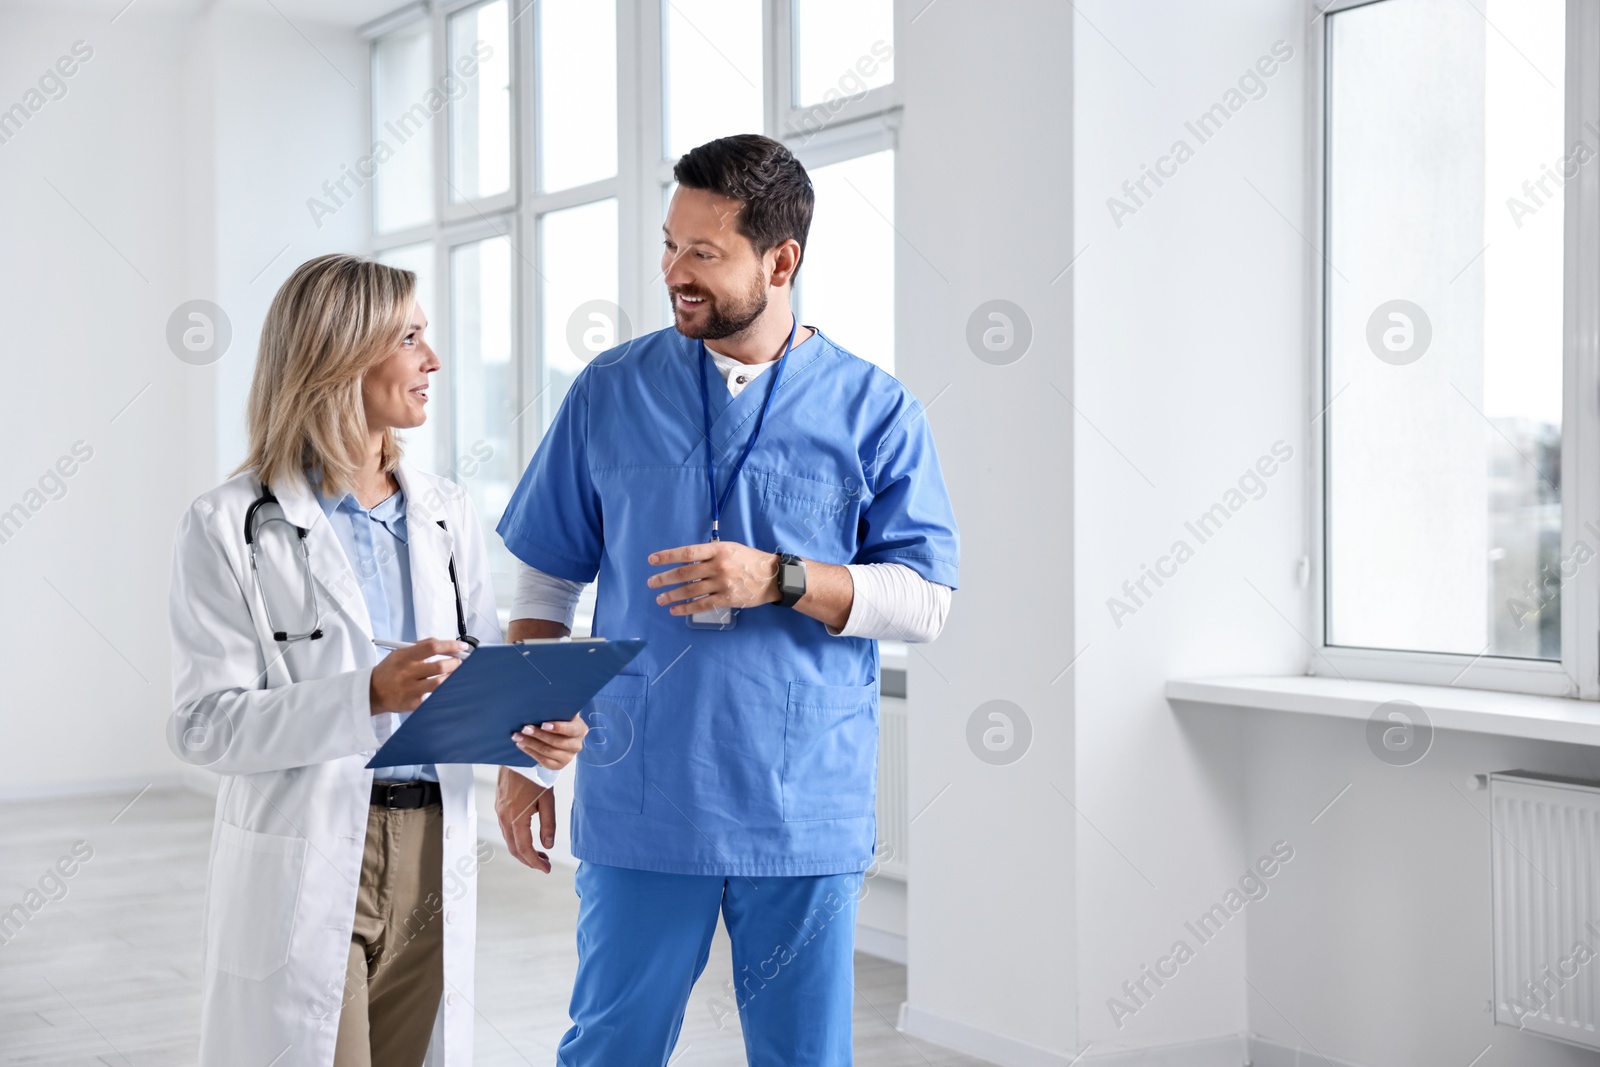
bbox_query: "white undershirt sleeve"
[510,560,587,629]
[829,562,952,644]
[507,561,589,788]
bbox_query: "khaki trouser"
[333,802,445,1067]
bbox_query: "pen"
[372,638,472,658]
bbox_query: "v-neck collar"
[690,327,826,456]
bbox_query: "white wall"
[0,0,365,794]
[1237,709,1600,1066]
[0,5,204,795]
[1071,0,1309,1055]
[897,0,1077,1059]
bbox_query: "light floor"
[0,788,989,1066]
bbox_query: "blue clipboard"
[365,637,646,769]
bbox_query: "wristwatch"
[775,552,807,608]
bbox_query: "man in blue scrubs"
[495,134,959,1065]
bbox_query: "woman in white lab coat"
[167,253,585,1067]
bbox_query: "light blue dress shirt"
[313,476,435,783]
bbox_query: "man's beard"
[671,271,769,341]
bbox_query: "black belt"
[370,780,442,809]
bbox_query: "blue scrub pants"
[557,862,862,1066]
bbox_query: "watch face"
[781,561,805,594]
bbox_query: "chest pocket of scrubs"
[576,673,648,814]
[206,821,307,980]
[760,471,858,561]
[781,680,879,822]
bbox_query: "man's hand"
[496,767,555,873]
[647,541,780,615]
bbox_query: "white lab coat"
[168,462,504,1067]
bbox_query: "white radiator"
[875,696,909,881]
[1491,772,1600,1049]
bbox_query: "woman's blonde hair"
[234,254,416,498]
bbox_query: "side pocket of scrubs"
[575,672,648,815]
[205,821,307,981]
[781,680,879,822]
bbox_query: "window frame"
[363,0,901,615]
[772,0,900,150]
[633,0,903,345]
[441,0,518,223]
[1308,0,1600,699]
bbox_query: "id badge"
[686,604,739,630]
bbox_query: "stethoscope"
[244,484,477,647]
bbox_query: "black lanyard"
[696,317,799,541]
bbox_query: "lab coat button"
[446,910,456,924]
[447,992,458,1006]
[445,825,456,840]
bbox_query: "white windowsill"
[1166,675,1600,748]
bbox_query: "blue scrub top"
[498,326,959,876]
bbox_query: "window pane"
[537,0,618,191]
[373,21,434,232]
[451,235,518,607]
[798,150,894,374]
[540,198,619,423]
[792,0,893,108]
[449,0,512,202]
[663,0,763,160]
[1325,0,1564,659]
[377,243,440,477]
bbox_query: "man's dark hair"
[673,134,815,278]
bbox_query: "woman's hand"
[511,714,588,770]
[368,638,470,714]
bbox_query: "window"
[536,0,616,192]
[365,0,901,614]
[783,0,895,143]
[663,0,763,159]
[370,4,527,617]
[798,148,895,374]
[448,0,512,202]
[450,234,517,598]
[540,198,620,420]
[371,19,433,233]
[1318,0,1592,696]
[792,0,894,106]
